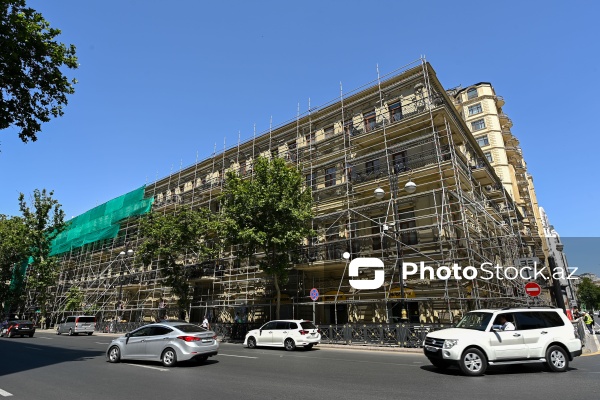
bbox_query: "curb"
[316,344,423,353]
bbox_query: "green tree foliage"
[18,189,65,315]
[220,157,313,319]
[64,286,84,311]
[137,208,222,320]
[577,277,600,310]
[0,214,29,311]
[0,0,78,143]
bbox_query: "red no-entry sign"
[525,282,541,297]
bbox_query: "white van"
[56,315,96,336]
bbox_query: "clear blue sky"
[1,1,598,272]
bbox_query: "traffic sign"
[310,288,319,301]
[525,282,541,297]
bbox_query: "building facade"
[26,59,555,326]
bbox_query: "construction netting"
[49,186,154,256]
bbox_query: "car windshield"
[175,324,207,333]
[455,312,493,331]
[300,321,316,329]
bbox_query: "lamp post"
[374,168,417,322]
[116,249,134,325]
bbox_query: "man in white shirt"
[498,315,515,331]
[202,316,210,329]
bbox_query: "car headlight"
[443,339,458,349]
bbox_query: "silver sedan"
[106,321,218,367]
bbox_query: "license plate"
[425,346,439,352]
[201,338,213,343]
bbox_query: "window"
[471,118,485,131]
[287,141,297,162]
[476,135,489,147]
[305,132,315,146]
[149,326,173,336]
[398,209,418,245]
[484,151,493,162]
[388,101,403,122]
[468,103,482,115]
[325,167,336,187]
[305,172,317,190]
[324,125,334,139]
[344,120,355,136]
[393,151,408,173]
[467,88,478,100]
[365,159,380,175]
[513,312,565,330]
[364,110,377,132]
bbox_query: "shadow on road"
[0,337,104,377]
[420,364,578,376]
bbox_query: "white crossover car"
[244,320,321,351]
[423,307,582,376]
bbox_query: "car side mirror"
[125,332,130,337]
[491,325,502,332]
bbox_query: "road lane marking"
[217,354,258,359]
[37,337,52,339]
[24,346,42,351]
[0,388,13,397]
[95,342,110,344]
[124,364,169,372]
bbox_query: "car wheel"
[8,331,14,338]
[284,338,296,351]
[87,332,93,336]
[161,348,177,367]
[56,329,61,335]
[429,359,450,369]
[304,344,314,350]
[68,328,73,336]
[108,346,121,363]
[546,345,568,372]
[247,337,257,349]
[28,333,34,338]
[459,348,487,376]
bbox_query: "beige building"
[32,59,554,326]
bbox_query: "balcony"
[495,96,505,108]
[498,113,513,128]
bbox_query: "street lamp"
[375,170,417,322]
[116,249,134,324]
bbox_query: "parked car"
[106,321,218,367]
[423,307,582,376]
[0,320,36,338]
[56,315,96,336]
[243,319,321,351]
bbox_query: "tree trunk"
[273,273,281,319]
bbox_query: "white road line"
[24,346,42,351]
[37,337,52,339]
[124,364,169,372]
[95,342,110,344]
[217,354,258,359]
[0,388,13,397]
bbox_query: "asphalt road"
[0,330,598,400]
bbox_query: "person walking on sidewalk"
[583,312,595,334]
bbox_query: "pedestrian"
[158,298,166,320]
[573,306,582,320]
[583,312,594,334]
[202,315,210,330]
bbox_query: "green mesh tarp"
[49,186,154,256]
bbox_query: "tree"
[577,277,600,311]
[137,207,222,320]
[18,189,65,316]
[63,286,84,311]
[1,0,78,143]
[220,157,313,319]
[0,214,29,313]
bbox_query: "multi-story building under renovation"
[23,58,554,328]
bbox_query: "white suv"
[423,307,582,376]
[244,320,321,351]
